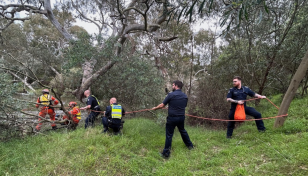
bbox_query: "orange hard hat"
[69,101,77,107]
[42,89,49,93]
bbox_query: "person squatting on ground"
[62,101,81,129]
[226,76,267,139]
[102,97,125,135]
[35,89,59,131]
[152,80,194,158]
[80,90,101,129]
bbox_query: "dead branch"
[158,36,178,41]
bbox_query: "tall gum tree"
[0,0,177,101]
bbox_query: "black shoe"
[52,126,57,130]
[259,129,266,133]
[188,145,194,150]
[159,152,170,159]
[226,136,232,139]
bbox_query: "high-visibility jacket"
[69,106,81,119]
[39,94,51,106]
[75,106,81,120]
[91,95,100,105]
[111,104,122,119]
[36,94,59,108]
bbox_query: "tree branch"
[158,36,178,41]
[43,0,73,41]
[7,70,35,91]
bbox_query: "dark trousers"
[102,116,121,132]
[162,116,193,156]
[226,106,266,137]
[85,111,100,129]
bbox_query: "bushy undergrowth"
[1,95,308,175]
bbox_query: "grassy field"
[1,95,308,175]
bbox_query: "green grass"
[1,95,308,175]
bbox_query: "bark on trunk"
[44,0,73,41]
[274,49,308,127]
[48,0,167,101]
[73,60,117,101]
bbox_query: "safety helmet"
[42,89,49,94]
[69,101,77,107]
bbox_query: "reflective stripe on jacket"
[111,104,122,119]
[39,94,51,106]
[91,95,100,105]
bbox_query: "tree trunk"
[46,0,167,102]
[274,49,308,127]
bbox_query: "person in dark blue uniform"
[102,97,125,134]
[226,76,266,138]
[152,80,194,158]
[80,90,101,129]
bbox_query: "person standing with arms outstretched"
[80,90,101,129]
[226,76,266,139]
[152,80,194,158]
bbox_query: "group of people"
[35,89,124,134]
[34,77,267,159]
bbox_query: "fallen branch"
[20,110,68,124]
[12,98,67,109]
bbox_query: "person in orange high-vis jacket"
[63,101,81,128]
[35,89,59,131]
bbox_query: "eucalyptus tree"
[0,11,85,94]
[179,0,308,127]
[0,0,180,102]
[0,73,24,140]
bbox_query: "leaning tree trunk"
[274,49,308,128]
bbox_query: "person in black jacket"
[152,80,194,158]
[80,90,101,129]
[226,76,266,138]
[102,97,125,134]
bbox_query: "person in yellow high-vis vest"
[35,89,59,131]
[102,97,125,134]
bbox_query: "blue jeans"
[162,116,193,156]
[226,106,266,137]
[85,111,100,129]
